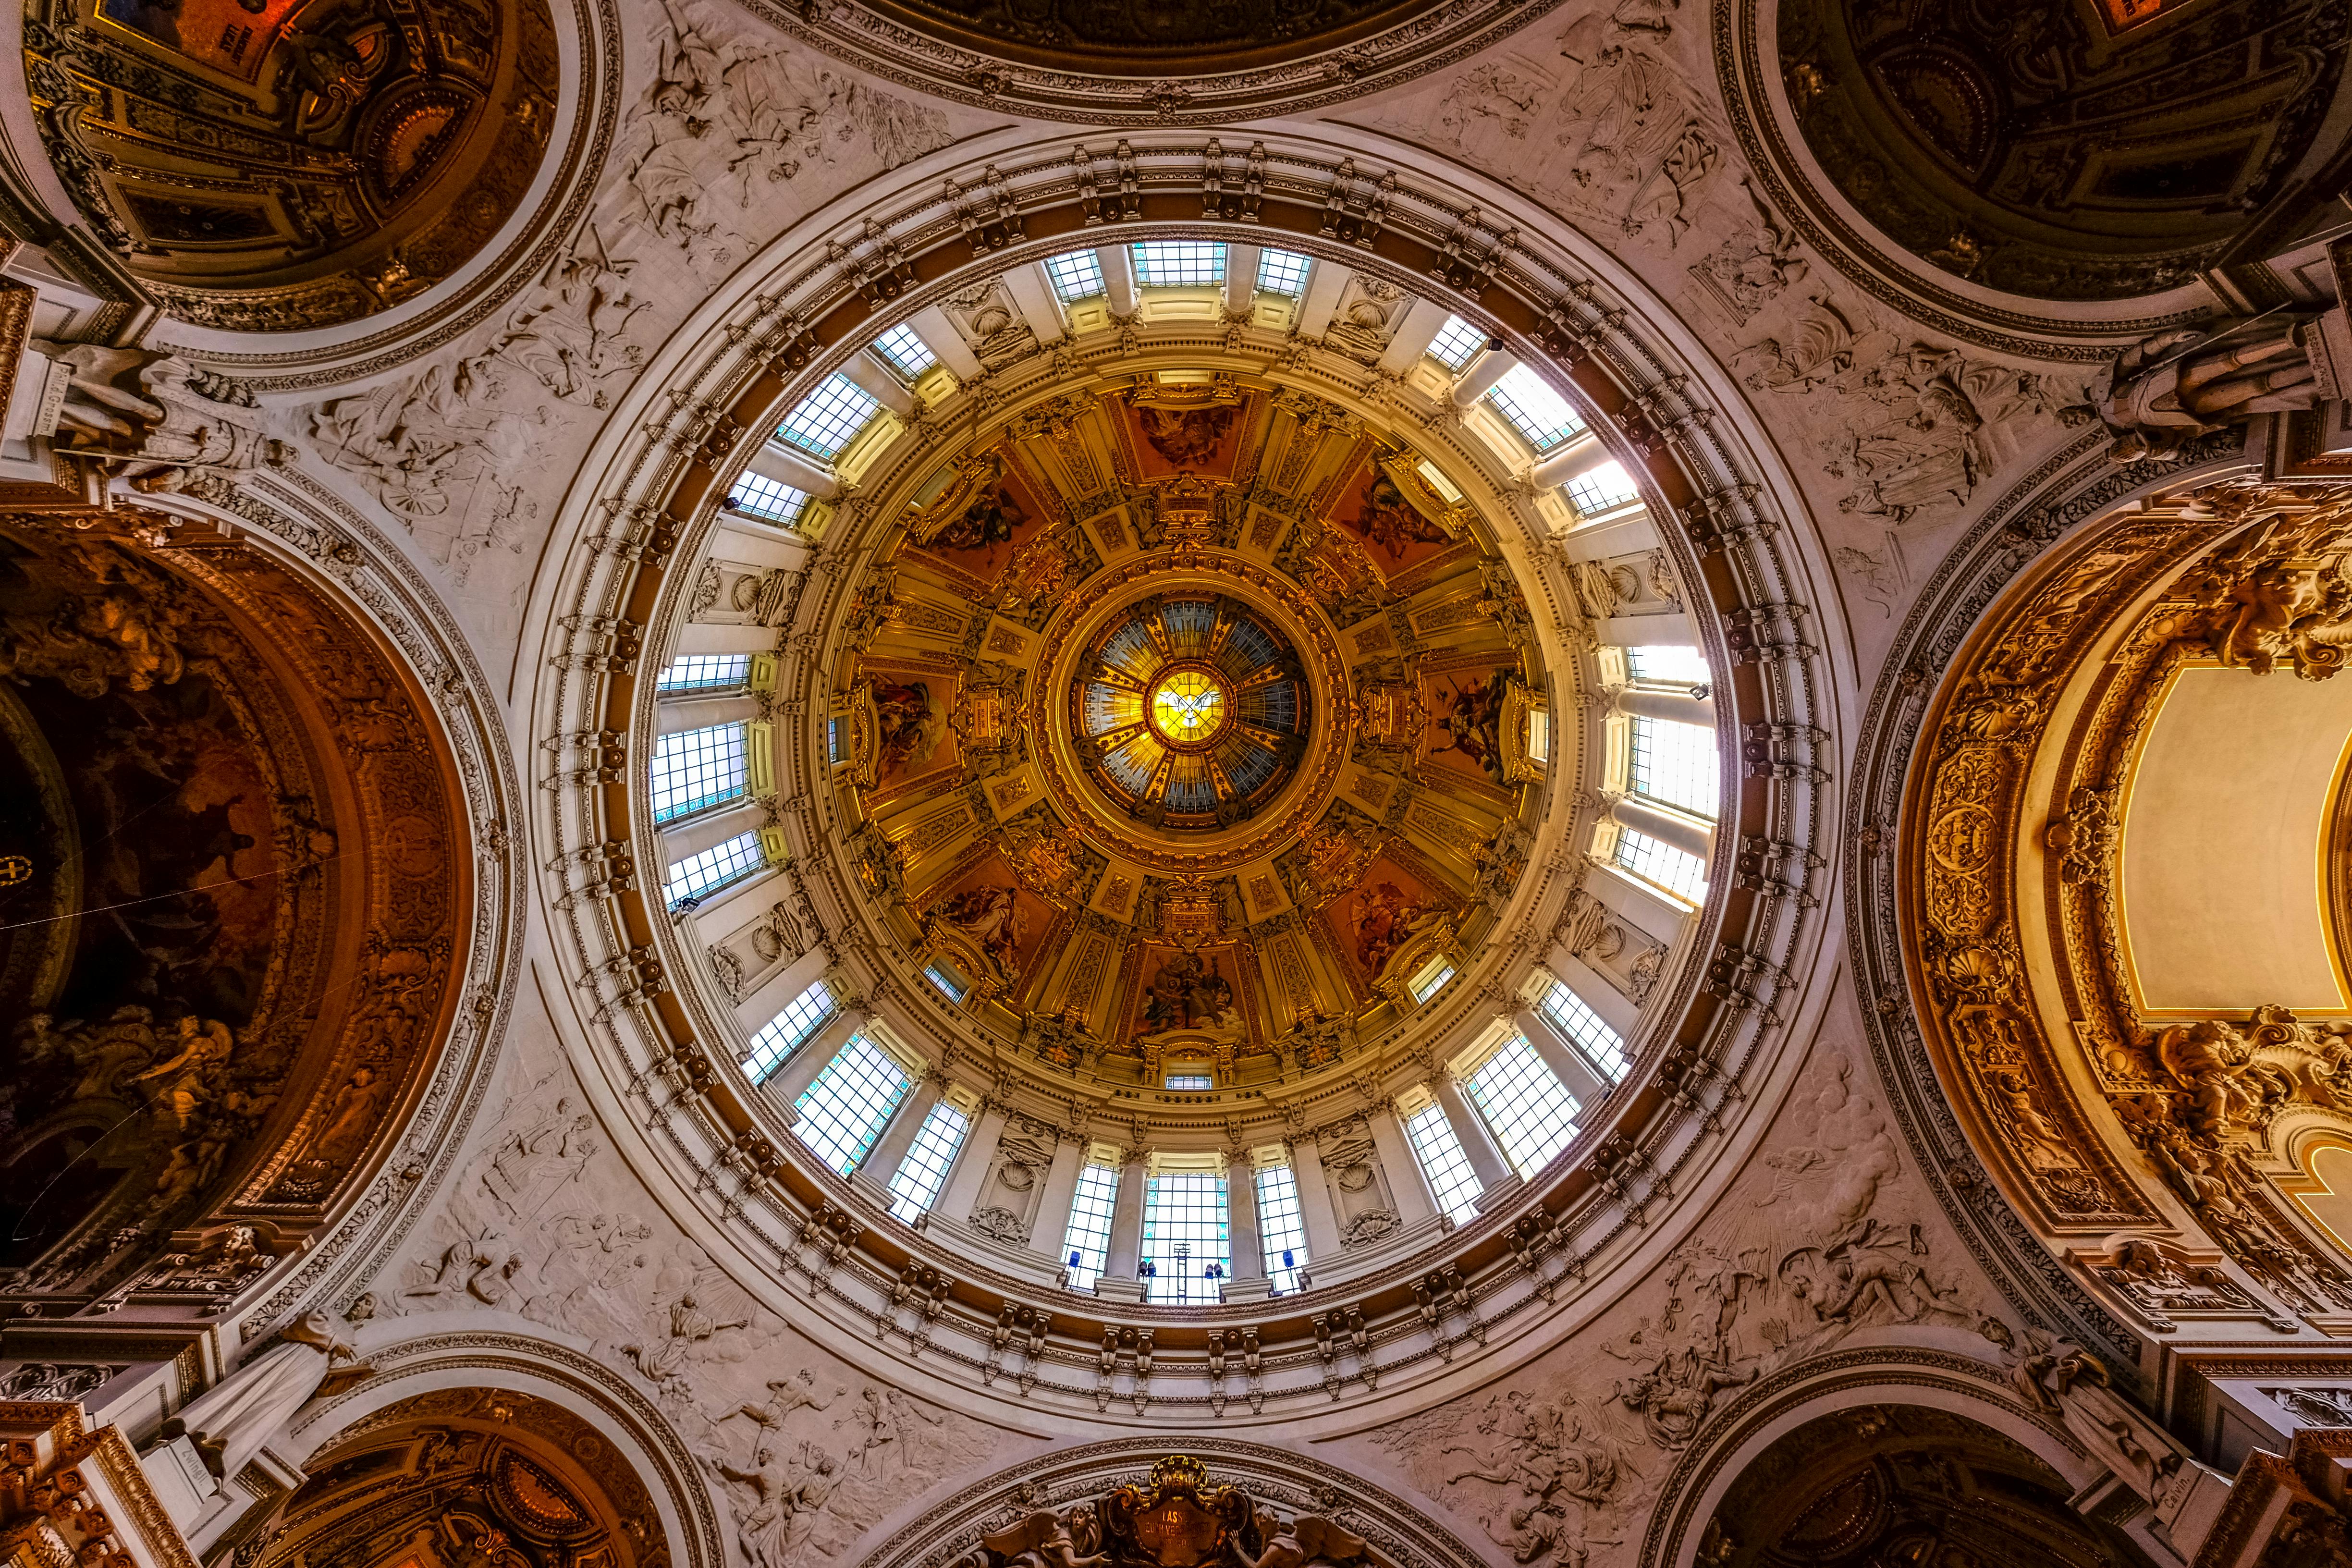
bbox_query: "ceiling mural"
[0,516,467,1298]
[1776,0,2350,299]
[23,0,556,329]
[836,374,1544,1086]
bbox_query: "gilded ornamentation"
[1903,496,2352,1329]
[830,384,1544,1085]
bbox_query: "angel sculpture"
[1232,1511,1372,1568]
[964,1507,1110,1568]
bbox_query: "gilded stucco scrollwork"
[1895,471,2352,1343]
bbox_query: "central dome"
[1075,595,1308,829]
[801,360,1565,1087]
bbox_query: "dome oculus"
[1148,669,1228,748]
[1075,597,1308,829]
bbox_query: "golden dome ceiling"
[835,369,1545,1088]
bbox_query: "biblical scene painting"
[1326,857,1453,990]
[900,452,1054,586]
[1125,944,1252,1052]
[5,667,283,1040]
[1115,381,1255,483]
[851,670,955,792]
[1421,660,1525,788]
[1325,459,1456,575]
[921,854,1055,988]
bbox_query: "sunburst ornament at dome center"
[1148,669,1229,749]
[1072,594,1309,831]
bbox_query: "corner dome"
[24,0,556,330]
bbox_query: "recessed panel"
[2119,663,2352,1013]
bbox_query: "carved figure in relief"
[1987,1069,2078,1173]
[623,0,949,268]
[308,352,544,586]
[846,1385,943,1477]
[935,883,1026,980]
[1353,882,1441,980]
[481,1098,600,1218]
[2095,316,2328,462]
[708,1442,841,1568]
[1737,297,2078,524]
[488,225,648,410]
[1832,541,1903,618]
[168,1311,368,1479]
[2181,511,2352,679]
[290,1066,390,1176]
[2156,1019,2285,1140]
[131,1015,234,1131]
[1778,1229,1972,1325]
[969,1509,1110,1568]
[624,1286,755,1398]
[1688,179,1808,325]
[1549,16,1720,245]
[28,1007,161,1103]
[1754,1055,1903,1252]
[403,1223,525,1310]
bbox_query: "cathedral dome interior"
[5,7,2352,1568]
